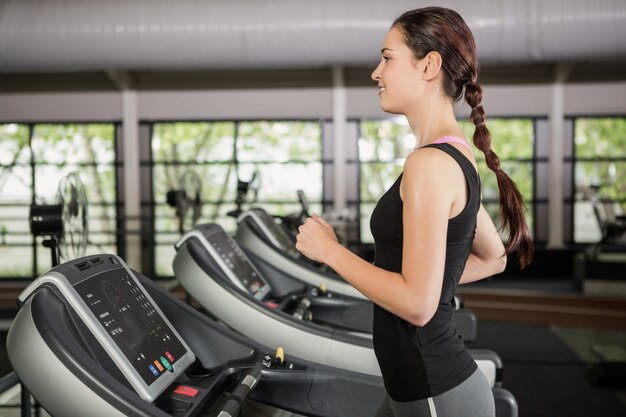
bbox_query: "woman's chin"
[380,103,402,115]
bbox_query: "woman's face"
[371,26,424,115]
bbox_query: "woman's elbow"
[406,305,436,328]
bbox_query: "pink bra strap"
[431,136,471,152]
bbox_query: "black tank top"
[370,143,480,401]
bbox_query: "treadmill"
[173,223,503,388]
[7,254,388,417]
[236,207,477,342]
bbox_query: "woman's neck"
[406,98,463,149]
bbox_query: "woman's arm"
[296,148,457,327]
[459,204,507,284]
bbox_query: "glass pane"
[573,117,626,243]
[573,161,626,244]
[0,166,32,204]
[237,121,322,162]
[460,118,534,160]
[152,122,236,162]
[575,118,626,158]
[574,201,602,243]
[35,166,114,204]
[153,164,237,204]
[155,205,184,235]
[252,202,323,220]
[155,243,177,276]
[575,161,626,204]
[0,205,30,237]
[0,126,32,276]
[0,124,30,165]
[359,120,414,162]
[479,161,533,203]
[238,162,322,202]
[87,205,118,243]
[360,203,376,244]
[360,162,403,203]
[32,124,115,164]
[0,246,33,278]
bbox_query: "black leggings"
[373,369,495,417]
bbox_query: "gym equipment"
[227,169,261,219]
[166,170,203,234]
[236,207,477,342]
[174,223,502,387]
[7,253,388,417]
[29,171,88,267]
[587,184,626,246]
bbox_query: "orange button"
[153,360,164,372]
[173,385,199,397]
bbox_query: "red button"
[165,351,175,362]
[173,385,199,397]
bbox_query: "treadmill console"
[191,224,271,300]
[19,255,195,402]
[241,207,298,255]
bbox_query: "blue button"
[149,364,159,376]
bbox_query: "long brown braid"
[393,7,533,267]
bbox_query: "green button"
[161,356,173,371]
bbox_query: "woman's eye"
[382,56,390,62]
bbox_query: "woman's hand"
[295,214,338,264]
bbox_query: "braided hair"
[393,7,533,267]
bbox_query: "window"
[573,117,626,243]
[0,124,32,277]
[150,120,323,276]
[0,123,118,278]
[358,118,535,243]
[460,119,535,239]
[358,119,413,243]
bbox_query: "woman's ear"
[421,51,443,81]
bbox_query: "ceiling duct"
[0,0,625,72]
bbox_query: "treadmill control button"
[173,385,199,397]
[161,356,173,372]
[275,347,285,366]
[149,364,159,376]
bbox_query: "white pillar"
[108,71,142,270]
[332,66,347,212]
[547,66,569,248]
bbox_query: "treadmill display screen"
[252,208,298,254]
[207,231,270,299]
[74,268,189,385]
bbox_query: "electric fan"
[29,172,88,267]
[166,170,203,234]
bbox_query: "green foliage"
[0,124,30,165]
[575,118,626,209]
[153,122,235,163]
[238,121,321,162]
[576,118,626,158]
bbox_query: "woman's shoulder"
[404,145,458,172]
[401,146,469,198]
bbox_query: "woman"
[295,6,533,417]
